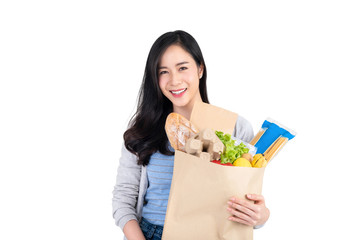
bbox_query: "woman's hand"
[227,194,270,227]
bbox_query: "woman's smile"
[169,88,187,97]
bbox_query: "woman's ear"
[199,64,204,79]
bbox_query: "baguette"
[165,113,199,151]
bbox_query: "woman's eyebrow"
[176,61,189,66]
[158,61,189,69]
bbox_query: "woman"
[112,30,270,240]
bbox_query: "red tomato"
[211,160,233,166]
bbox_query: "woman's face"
[158,44,203,115]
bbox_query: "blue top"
[141,145,174,226]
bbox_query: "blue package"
[254,118,296,154]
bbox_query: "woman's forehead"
[159,45,195,67]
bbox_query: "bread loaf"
[165,113,199,151]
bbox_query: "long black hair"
[124,30,209,166]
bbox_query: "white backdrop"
[1,0,358,239]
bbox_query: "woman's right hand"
[123,219,146,240]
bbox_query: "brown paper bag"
[162,102,266,240]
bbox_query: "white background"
[1,0,358,239]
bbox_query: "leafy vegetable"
[215,131,249,164]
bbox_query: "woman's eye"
[159,70,168,75]
[179,67,187,71]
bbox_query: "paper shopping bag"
[162,102,266,240]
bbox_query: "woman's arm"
[123,220,146,240]
[112,144,143,233]
[231,116,269,228]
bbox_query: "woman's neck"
[173,106,192,121]
[173,96,203,121]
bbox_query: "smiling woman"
[112,30,269,240]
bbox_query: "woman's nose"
[169,72,182,85]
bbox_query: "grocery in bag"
[162,101,296,240]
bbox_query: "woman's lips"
[170,88,187,98]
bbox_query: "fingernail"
[230,197,235,201]
[227,201,232,205]
[247,194,251,198]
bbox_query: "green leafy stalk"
[215,131,249,164]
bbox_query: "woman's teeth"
[170,88,186,95]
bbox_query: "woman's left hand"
[227,194,270,227]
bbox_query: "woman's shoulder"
[119,143,141,168]
[233,115,254,143]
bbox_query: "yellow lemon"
[233,158,252,167]
[252,154,267,168]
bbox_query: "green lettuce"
[215,131,249,164]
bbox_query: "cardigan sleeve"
[112,143,142,230]
[232,115,254,143]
